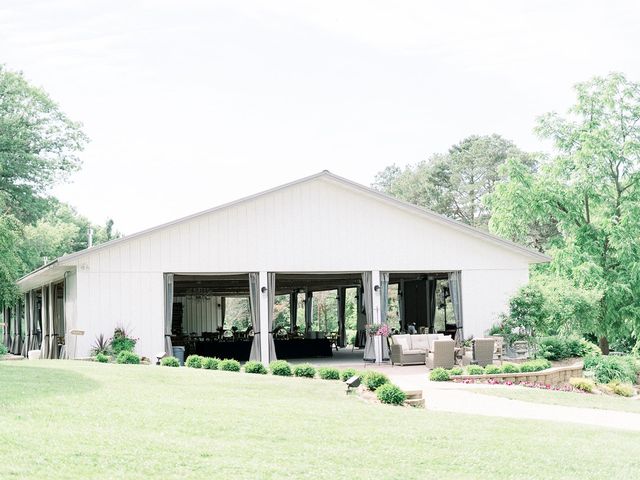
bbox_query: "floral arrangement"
[367,323,390,336]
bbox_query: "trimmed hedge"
[501,363,520,374]
[429,368,450,381]
[116,351,140,364]
[484,364,501,375]
[293,363,316,378]
[467,365,485,375]
[537,336,600,361]
[519,359,551,373]
[95,353,109,363]
[270,360,293,376]
[376,383,406,405]
[185,355,203,369]
[202,357,219,370]
[160,356,180,367]
[364,371,390,391]
[244,361,267,374]
[219,359,241,372]
[340,368,357,382]
[318,367,340,380]
[448,367,464,376]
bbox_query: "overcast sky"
[2,0,639,233]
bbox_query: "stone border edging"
[453,363,583,386]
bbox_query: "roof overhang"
[17,261,75,293]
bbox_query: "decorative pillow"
[392,334,411,351]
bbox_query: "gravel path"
[387,371,640,432]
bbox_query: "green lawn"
[469,386,640,414]
[1,361,640,480]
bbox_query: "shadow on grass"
[0,363,99,406]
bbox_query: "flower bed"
[453,363,583,386]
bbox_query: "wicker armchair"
[472,338,496,367]
[428,339,455,369]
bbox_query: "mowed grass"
[470,386,640,414]
[1,362,640,480]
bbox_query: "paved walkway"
[387,370,640,432]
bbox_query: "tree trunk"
[599,336,610,355]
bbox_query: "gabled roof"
[18,170,550,286]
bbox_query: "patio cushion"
[392,335,411,351]
[410,335,430,352]
[403,349,426,355]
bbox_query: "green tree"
[19,200,120,272]
[0,66,88,304]
[489,73,640,353]
[374,134,537,229]
[0,66,88,223]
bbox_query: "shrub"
[569,377,595,393]
[610,381,635,397]
[376,383,406,405]
[484,365,501,375]
[0,343,7,355]
[110,327,137,355]
[90,333,110,356]
[584,355,638,384]
[185,355,203,369]
[318,367,340,380]
[537,336,570,360]
[95,352,109,363]
[340,368,357,382]
[448,367,464,376]
[219,359,241,372]
[519,359,551,372]
[161,356,180,367]
[501,363,520,373]
[201,357,219,370]
[244,361,267,374]
[364,371,390,390]
[270,360,293,376]
[293,363,316,378]
[429,368,450,381]
[116,351,140,364]
[467,365,485,375]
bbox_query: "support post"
[258,271,269,365]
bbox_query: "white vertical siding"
[461,268,529,340]
[60,176,540,358]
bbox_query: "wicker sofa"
[389,334,447,366]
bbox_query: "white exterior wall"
[57,176,539,359]
[461,268,530,340]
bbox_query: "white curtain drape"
[248,273,261,361]
[48,283,56,359]
[267,272,277,362]
[304,291,313,335]
[337,287,346,348]
[448,271,463,342]
[164,273,174,356]
[25,292,32,355]
[2,307,9,350]
[379,272,390,361]
[40,286,50,359]
[362,272,375,362]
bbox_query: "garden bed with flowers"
[430,360,583,387]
